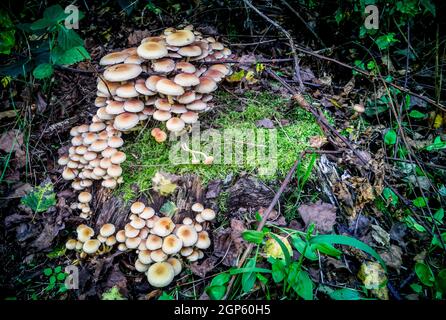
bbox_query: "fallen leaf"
[357,262,388,300]
[379,245,403,272]
[152,172,177,196]
[371,224,390,247]
[309,135,327,149]
[190,256,218,277]
[256,118,275,129]
[298,201,337,233]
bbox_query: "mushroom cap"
[89,122,106,132]
[125,236,141,249]
[196,231,211,249]
[103,64,142,82]
[145,75,163,91]
[94,97,107,107]
[171,104,187,114]
[177,91,196,104]
[137,41,168,60]
[142,36,166,44]
[176,225,198,247]
[150,249,168,262]
[155,79,185,96]
[135,259,150,273]
[97,79,120,96]
[153,110,172,122]
[178,45,202,57]
[100,223,116,237]
[57,155,69,166]
[201,208,216,221]
[78,191,92,203]
[186,100,207,111]
[182,217,193,225]
[146,234,163,250]
[83,239,101,254]
[130,201,145,214]
[203,69,225,82]
[166,30,195,46]
[180,111,199,124]
[105,235,117,246]
[195,77,217,93]
[117,243,128,251]
[140,207,155,219]
[187,250,199,262]
[108,136,124,148]
[130,216,146,230]
[135,79,155,96]
[175,61,196,74]
[124,54,144,64]
[152,58,175,73]
[99,51,129,66]
[209,64,230,75]
[191,202,204,212]
[138,250,153,264]
[124,224,140,238]
[174,73,200,87]
[114,112,140,131]
[195,213,205,223]
[107,164,122,177]
[111,151,126,164]
[152,217,175,237]
[147,262,175,288]
[124,99,144,112]
[161,234,183,254]
[65,239,77,250]
[154,98,172,111]
[102,178,118,189]
[167,257,182,276]
[180,246,193,257]
[116,82,139,98]
[116,230,126,243]
[166,117,185,132]
[89,139,108,152]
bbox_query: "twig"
[242,0,304,90]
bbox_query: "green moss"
[119,91,324,201]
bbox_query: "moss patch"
[119,91,324,201]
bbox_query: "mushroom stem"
[167,95,174,105]
[181,142,209,161]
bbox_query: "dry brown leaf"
[298,201,337,233]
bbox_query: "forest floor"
[0,1,445,300]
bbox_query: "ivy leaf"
[413,197,427,208]
[51,45,90,65]
[159,201,178,217]
[32,63,54,79]
[384,129,397,145]
[21,183,56,213]
[375,33,399,50]
[382,187,398,206]
[57,27,84,50]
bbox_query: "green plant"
[42,266,67,294]
[0,4,89,81]
[102,286,126,300]
[412,262,446,299]
[21,182,56,213]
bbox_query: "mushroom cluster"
[66,200,216,288]
[58,25,232,219]
[65,223,117,258]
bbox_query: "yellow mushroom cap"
[152,217,175,237]
[195,231,211,249]
[100,223,116,237]
[176,225,198,247]
[161,235,183,255]
[140,207,155,219]
[137,41,168,60]
[150,249,168,263]
[138,250,153,265]
[65,239,77,250]
[166,30,195,46]
[146,234,163,250]
[130,201,145,214]
[83,239,101,254]
[201,208,216,221]
[147,262,175,288]
[191,202,204,212]
[125,236,141,249]
[167,257,182,276]
[103,63,142,82]
[77,226,94,242]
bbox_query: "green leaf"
[289,267,313,300]
[310,234,387,271]
[159,201,178,217]
[268,233,291,266]
[242,230,264,244]
[54,266,62,274]
[43,268,53,276]
[413,197,427,208]
[415,262,435,287]
[271,259,285,283]
[210,273,230,287]
[21,183,56,212]
[420,0,436,16]
[382,187,398,206]
[312,242,342,258]
[290,234,318,261]
[57,27,84,50]
[57,273,66,281]
[241,258,257,293]
[409,110,427,119]
[436,269,446,294]
[319,285,363,300]
[51,45,90,65]
[426,136,446,152]
[384,129,397,145]
[32,63,54,80]
[206,285,226,300]
[158,292,174,300]
[375,33,399,50]
[433,208,444,224]
[0,10,15,54]
[101,286,126,300]
[410,283,423,293]
[49,275,56,284]
[58,284,68,293]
